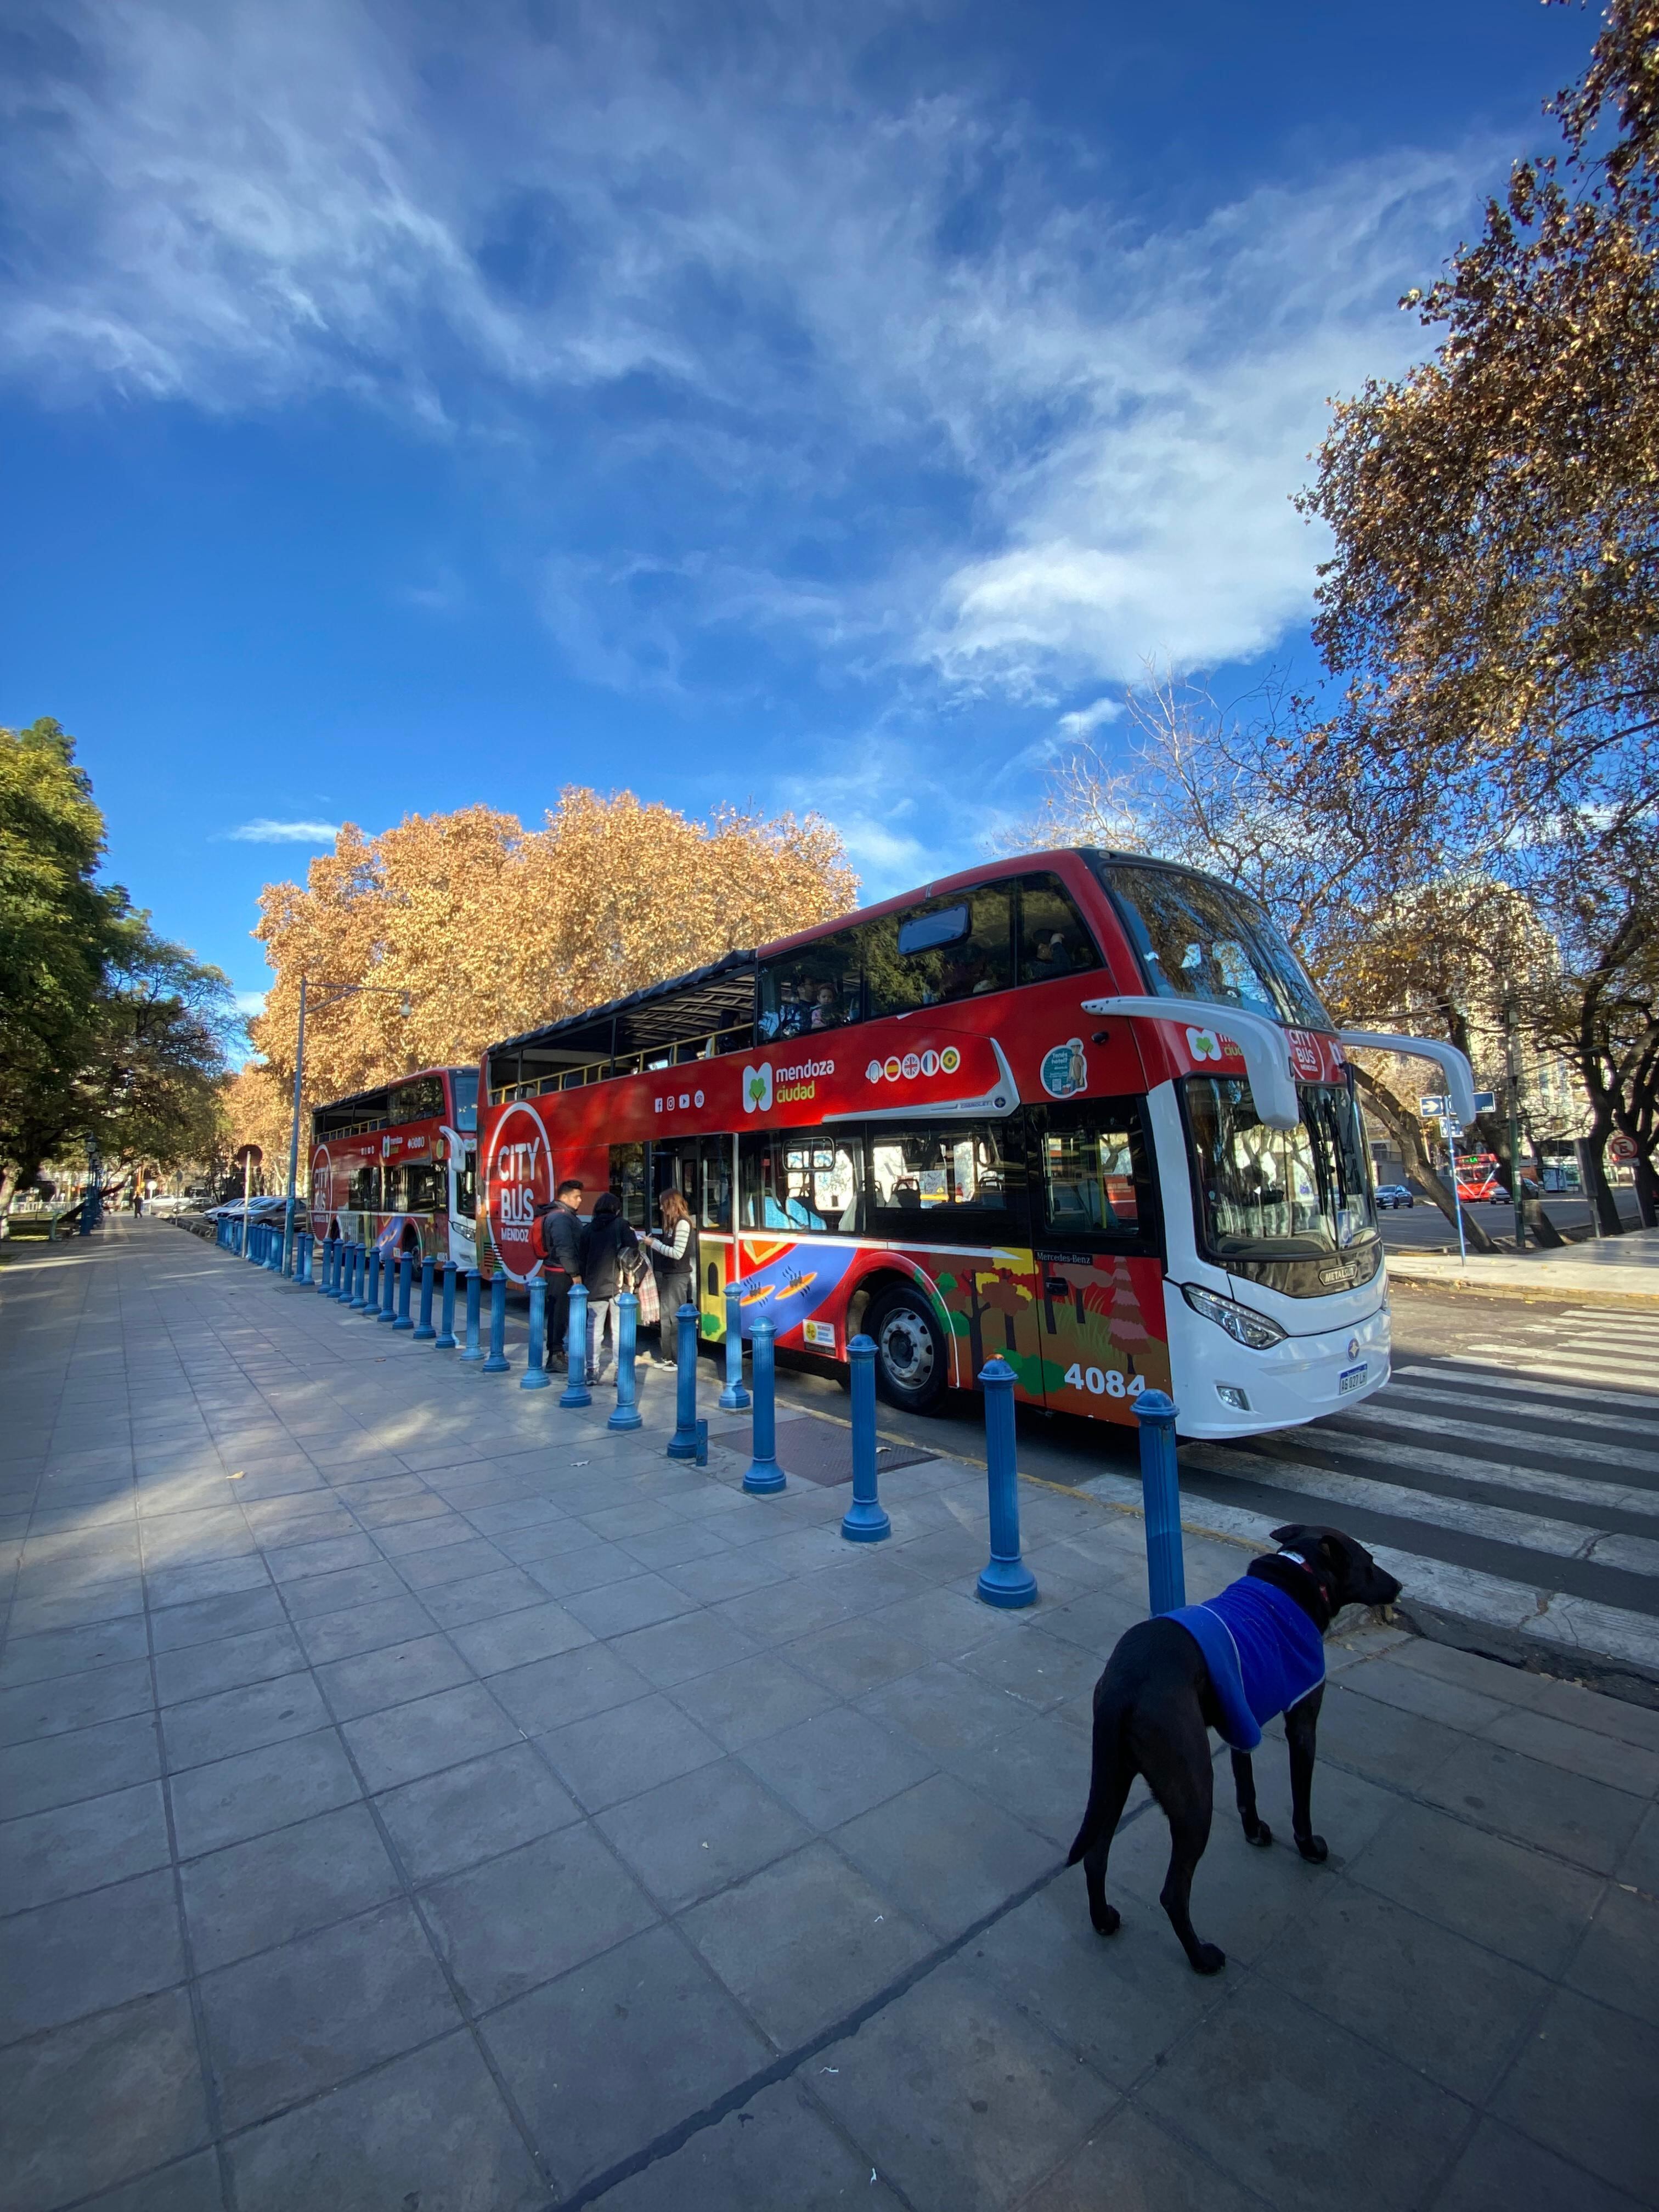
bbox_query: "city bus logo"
[742,1064,773,1114]
[1285,1028,1323,1079]
[1186,1026,1224,1062]
[487,1103,551,1279]
[1040,1039,1087,1097]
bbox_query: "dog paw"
[1244,1819,1273,1848]
[1090,1905,1121,1937]
[1190,1943,1226,1976]
[1295,1832,1329,1863]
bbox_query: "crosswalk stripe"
[1336,1400,1659,1475]
[1185,1442,1659,1578]
[1384,1376,1649,1443]
[1456,1347,1659,1395]
[1075,1464,1659,1672]
[1424,1358,1659,1413]
[1267,1420,1659,1517]
[1563,1308,1659,1329]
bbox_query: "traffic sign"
[1419,1094,1447,1116]
[1610,1133,1640,1164]
[1471,1090,1497,1113]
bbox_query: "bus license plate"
[1338,1363,1367,1395]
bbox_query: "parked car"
[1375,1184,1415,1209]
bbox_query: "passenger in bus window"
[810,983,839,1030]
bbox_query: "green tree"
[0,718,234,1213]
[0,719,125,1203]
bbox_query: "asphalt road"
[772,1283,1659,1683]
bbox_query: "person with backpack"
[531,1178,584,1368]
[639,1187,697,1364]
[579,1190,639,1379]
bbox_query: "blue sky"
[1,0,1596,1015]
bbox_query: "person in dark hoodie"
[534,1178,585,1369]
[579,1190,638,1379]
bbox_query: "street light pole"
[1505,999,1527,1255]
[280,977,413,1278]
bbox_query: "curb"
[1398,1596,1659,1712]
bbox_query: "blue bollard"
[379,1245,397,1324]
[414,1255,436,1340]
[521,1277,550,1388]
[483,1272,509,1372]
[608,1290,642,1431]
[338,1241,353,1305]
[360,1246,379,1314]
[718,1282,751,1411]
[742,1317,786,1492]
[976,1357,1037,1607]
[296,1232,313,1285]
[667,1302,701,1461]
[1133,1389,1186,1613]
[840,1333,890,1542]
[347,1241,365,1308]
[393,1251,414,1330]
[318,1235,333,1294]
[560,1283,592,1407]
[436,1261,457,1350]
[460,1268,483,1360]
[264,1224,280,1273]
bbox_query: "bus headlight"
[1181,1283,1287,1351]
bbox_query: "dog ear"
[1269,1523,1310,1548]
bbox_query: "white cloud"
[222,818,341,843]
[234,990,267,1015]
[1056,697,1123,740]
[0,3,1494,699]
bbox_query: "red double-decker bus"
[309,1067,479,1269]
[475,849,1471,1438]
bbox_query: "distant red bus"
[309,1068,479,1267]
[470,848,1466,1439]
[1455,1151,1504,1203]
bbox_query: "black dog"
[1066,1523,1401,1973]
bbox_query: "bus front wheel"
[867,1286,947,1416]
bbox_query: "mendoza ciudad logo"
[742,1059,833,1111]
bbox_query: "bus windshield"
[1090,857,1330,1029]
[1184,1076,1377,1262]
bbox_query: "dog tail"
[1065,1693,1132,1866]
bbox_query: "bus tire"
[867,1285,947,1416]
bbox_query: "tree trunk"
[1580,1127,1625,1237]
[1351,1066,1499,1252]
[1633,1154,1658,1230]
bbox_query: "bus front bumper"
[1169,1300,1392,1440]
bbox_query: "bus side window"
[1038,1105,1147,1238]
[864,885,1013,1017]
[739,1132,862,1233]
[1017,874,1103,983]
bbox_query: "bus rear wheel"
[867,1286,947,1415]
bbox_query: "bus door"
[1028,1099,1171,1420]
[647,1137,733,1331]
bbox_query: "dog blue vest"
[1166,1575,1326,1752]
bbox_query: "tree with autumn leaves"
[230,788,856,1168]
[1023,3,1659,1233]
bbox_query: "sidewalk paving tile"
[417,1820,659,2011]
[812,1954,1118,2212]
[1490,1987,1659,2204]
[679,1838,934,2050]
[1,1780,172,1911]
[375,1740,581,1884]
[482,1922,772,2191]
[225,2029,546,2212]
[199,1897,458,2127]
[597,1755,813,1910]
[1138,1980,1469,2212]
[179,1802,401,1971]
[0,1868,186,2044]
[590,2076,908,2212]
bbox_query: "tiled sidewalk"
[1,1221,1655,2211]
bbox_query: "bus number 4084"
[1063,1364,1145,1400]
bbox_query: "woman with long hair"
[640,1187,697,1365]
